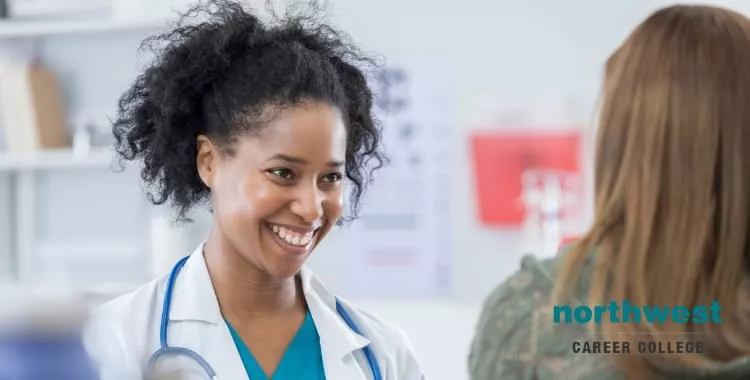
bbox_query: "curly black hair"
[112,0,385,223]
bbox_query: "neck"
[203,228,303,319]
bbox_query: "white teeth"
[270,224,314,247]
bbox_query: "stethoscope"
[146,255,383,380]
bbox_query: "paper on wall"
[343,63,454,299]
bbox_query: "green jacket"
[468,254,750,379]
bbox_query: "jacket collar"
[168,243,370,359]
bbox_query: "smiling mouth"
[266,222,320,249]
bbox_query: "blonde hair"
[554,4,750,378]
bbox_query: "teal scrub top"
[225,311,326,380]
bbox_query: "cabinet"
[0,18,167,290]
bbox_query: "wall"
[322,0,669,302]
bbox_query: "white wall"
[357,300,481,380]
[315,0,668,303]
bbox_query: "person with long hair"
[469,4,750,379]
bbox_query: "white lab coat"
[84,244,426,379]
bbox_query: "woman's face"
[197,102,346,279]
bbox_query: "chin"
[243,215,340,280]
[259,222,329,278]
[267,261,306,279]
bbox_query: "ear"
[196,135,217,188]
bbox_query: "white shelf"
[0,18,167,38]
[0,147,115,171]
[36,240,140,259]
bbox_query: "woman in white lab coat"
[84,1,425,379]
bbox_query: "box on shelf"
[0,61,69,154]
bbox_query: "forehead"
[240,103,347,162]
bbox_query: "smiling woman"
[196,102,349,279]
[83,1,426,379]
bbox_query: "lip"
[265,222,319,256]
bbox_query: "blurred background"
[0,0,739,379]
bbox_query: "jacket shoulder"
[468,254,624,380]
[85,277,167,376]
[96,278,163,317]
[94,277,165,337]
[468,255,555,376]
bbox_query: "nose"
[290,183,325,223]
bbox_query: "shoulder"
[471,254,558,349]
[468,254,564,379]
[96,277,164,315]
[92,276,166,335]
[469,253,625,380]
[489,254,558,300]
[473,254,558,335]
[84,277,167,377]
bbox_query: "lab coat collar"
[299,265,371,358]
[169,244,222,324]
[168,244,370,359]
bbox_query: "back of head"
[555,4,750,378]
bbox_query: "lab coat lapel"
[300,267,372,380]
[166,248,248,379]
[160,245,374,379]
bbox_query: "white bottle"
[72,123,92,157]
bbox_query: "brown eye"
[322,172,343,183]
[269,168,294,179]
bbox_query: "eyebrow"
[267,153,344,167]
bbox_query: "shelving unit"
[0,147,115,171]
[2,149,148,285]
[36,240,139,259]
[0,17,170,290]
[0,16,167,292]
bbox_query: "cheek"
[215,172,277,221]
[235,177,281,217]
[323,188,344,219]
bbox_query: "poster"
[344,63,453,298]
[470,130,582,226]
